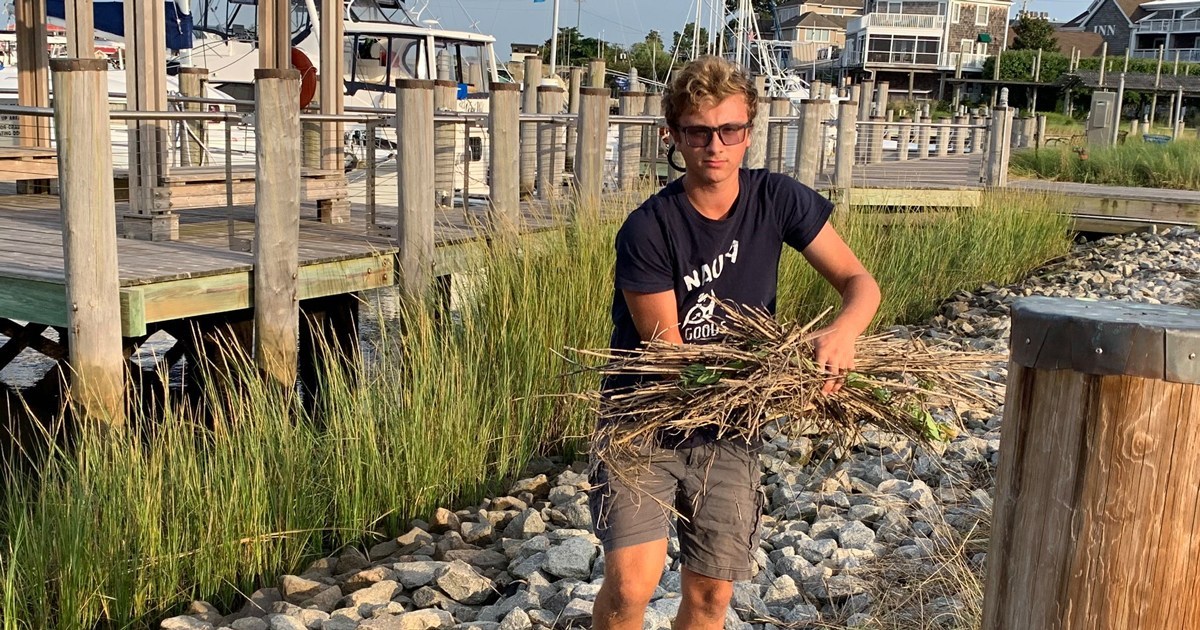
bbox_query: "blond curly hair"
[662,55,758,129]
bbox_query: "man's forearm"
[827,273,881,338]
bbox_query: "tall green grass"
[1010,137,1200,190]
[0,189,1071,628]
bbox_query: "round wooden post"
[587,58,606,88]
[868,116,884,164]
[177,67,208,167]
[566,66,584,172]
[617,91,645,189]
[875,81,889,116]
[858,80,873,120]
[936,120,951,157]
[537,85,565,199]
[794,99,824,188]
[574,86,609,221]
[953,114,968,154]
[395,79,436,301]
[744,96,770,169]
[52,58,125,424]
[253,68,302,387]
[520,57,542,198]
[985,297,1200,630]
[488,82,521,237]
[971,113,986,155]
[833,100,857,208]
[433,80,458,207]
[642,92,663,180]
[918,116,932,159]
[897,117,911,161]
[764,97,789,172]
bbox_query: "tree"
[630,30,673,83]
[540,27,606,67]
[1011,13,1060,53]
[724,0,776,22]
[670,23,711,60]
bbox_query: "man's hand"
[812,325,857,394]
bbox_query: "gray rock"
[543,537,597,580]
[509,552,547,580]
[359,609,454,630]
[306,586,345,613]
[322,613,362,630]
[411,586,454,609]
[241,588,285,618]
[435,560,495,605]
[477,591,541,622]
[184,601,223,625]
[160,617,213,630]
[804,574,869,600]
[762,575,803,608]
[560,598,593,623]
[394,561,449,590]
[731,582,769,619]
[460,521,494,545]
[509,475,550,497]
[271,602,304,616]
[345,567,396,593]
[282,575,328,604]
[497,609,532,630]
[443,548,509,571]
[335,548,371,575]
[778,604,820,625]
[454,624,499,630]
[343,581,400,608]
[503,509,546,539]
[264,614,308,630]
[431,508,462,533]
[298,610,332,630]
[526,610,557,628]
[835,521,875,550]
[794,537,837,563]
[368,539,400,560]
[396,527,435,549]
[229,618,269,630]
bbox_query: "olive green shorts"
[588,439,764,581]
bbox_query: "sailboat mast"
[693,0,701,59]
[549,0,560,76]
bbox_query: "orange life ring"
[291,47,318,108]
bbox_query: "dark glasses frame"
[672,122,753,148]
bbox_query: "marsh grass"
[1010,137,1200,190]
[0,187,1069,628]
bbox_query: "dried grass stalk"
[566,303,1002,470]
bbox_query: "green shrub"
[1010,138,1200,190]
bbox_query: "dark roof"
[782,11,852,29]
[1054,30,1107,55]
[1064,0,1157,26]
[1069,69,1200,94]
[807,0,864,8]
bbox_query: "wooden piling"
[433,80,458,207]
[520,57,542,197]
[319,0,346,175]
[983,297,1200,630]
[898,117,911,161]
[833,100,857,207]
[745,97,770,169]
[868,117,884,164]
[954,115,968,154]
[1035,114,1047,149]
[985,107,1012,187]
[764,97,789,172]
[253,68,302,387]
[177,67,208,167]
[122,0,171,239]
[537,85,565,199]
[794,99,824,189]
[588,58,606,88]
[52,58,125,424]
[487,82,521,237]
[937,120,951,157]
[918,117,932,159]
[971,112,986,155]
[618,91,645,189]
[574,86,609,221]
[65,0,95,57]
[15,0,51,171]
[859,79,873,120]
[642,92,663,178]
[566,66,584,171]
[395,79,436,301]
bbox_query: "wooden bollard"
[395,79,435,300]
[984,297,1200,629]
[617,91,645,189]
[1036,114,1047,149]
[745,96,770,169]
[537,85,565,199]
[918,117,932,159]
[488,82,520,237]
[937,120,951,157]
[177,67,208,166]
[794,98,824,188]
[858,79,873,120]
[587,58,606,88]
[971,113,986,155]
[985,107,1012,186]
[52,58,124,423]
[566,66,583,172]
[833,100,857,206]
[953,115,968,154]
[253,68,302,387]
[642,93,663,180]
[898,117,911,161]
[763,97,789,172]
[574,87,609,220]
[868,117,884,164]
[875,81,889,117]
[433,79,458,207]
[520,56,541,198]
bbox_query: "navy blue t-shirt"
[609,168,833,361]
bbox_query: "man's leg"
[593,538,669,630]
[675,567,734,629]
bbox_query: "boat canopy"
[46,0,195,51]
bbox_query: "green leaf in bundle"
[904,403,952,441]
[680,364,723,388]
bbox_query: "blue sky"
[427,0,1095,62]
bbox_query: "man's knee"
[599,540,667,613]
[681,569,734,616]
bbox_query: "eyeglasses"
[675,123,753,148]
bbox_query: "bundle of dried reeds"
[567,304,1002,467]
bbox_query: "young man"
[589,56,881,629]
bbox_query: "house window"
[879,1,903,13]
[960,38,972,52]
[975,5,988,25]
[806,28,832,42]
[974,41,988,55]
[833,7,846,14]
[951,3,961,21]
